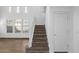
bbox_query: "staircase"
[26,25,49,53]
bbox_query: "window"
[6,20,13,33]
[6,19,29,33]
[15,19,22,33]
[7,26,13,33]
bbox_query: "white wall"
[28,7,35,47]
[29,6,45,25]
[46,6,73,53]
[46,7,54,52]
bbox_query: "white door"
[54,11,69,52]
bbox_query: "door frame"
[53,11,71,53]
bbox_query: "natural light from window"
[9,6,12,13]
[17,6,20,13]
[25,7,28,13]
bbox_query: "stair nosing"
[32,41,48,43]
[27,47,48,48]
[26,51,49,53]
[34,34,46,35]
[33,37,47,39]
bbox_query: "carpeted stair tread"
[34,34,46,37]
[26,49,49,53]
[34,31,46,34]
[33,39,47,42]
[26,47,49,52]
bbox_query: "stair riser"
[34,31,46,34]
[33,39,47,42]
[34,29,45,32]
[33,37,47,39]
[35,26,45,29]
[26,49,49,53]
[27,48,49,51]
[26,51,49,53]
[34,35,46,38]
[32,43,48,47]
